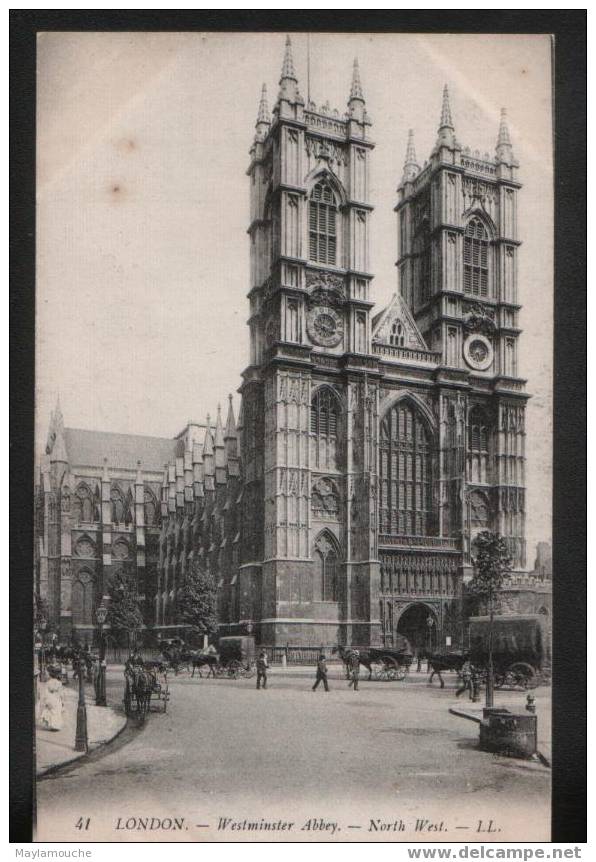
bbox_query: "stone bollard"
[281,653,287,669]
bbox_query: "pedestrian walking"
[455,658,472,698]
[347,649,360,691]
[256,650,268,690]
[312,653,330,691]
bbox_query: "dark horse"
[331,645,375,680]
[427,651,469,688]
[187,651,220,678]
[125,666,154,721]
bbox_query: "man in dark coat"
[256,650,269,690]
[312,653,330,692]
[348,649,360,691]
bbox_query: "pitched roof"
[64,428,178,473]
[371,293,428,350]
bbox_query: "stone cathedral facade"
[36,38,528,652]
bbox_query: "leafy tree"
[175,563,218,639]
[107,571,144,650]
[468,531,512,706]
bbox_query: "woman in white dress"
[39,666,64,731]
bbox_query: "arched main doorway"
[397,603,438,655]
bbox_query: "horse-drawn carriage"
[468,614,550,690]
[211,636,256,679]
[123,660,170,722]
[159,636,256,680]
[334,638,414,681]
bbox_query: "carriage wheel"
[508,662,538,690]
[371,664,385,681]
[244,663,255,679]
[383,657,400,680]
[494,672,506,689]
[228,660,242,679]
[395,665,407,681]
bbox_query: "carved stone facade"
[35,45,530,653]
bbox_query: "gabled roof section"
[63,428,177,473]
[371,293,428,350]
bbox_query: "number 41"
[75,817,91,830]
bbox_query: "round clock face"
[307,305,343,348]
[463,333,493,371]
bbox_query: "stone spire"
[48,394,67,463]
[495,107,514,164]
[436,84,456,149]
[402,129,420,183]
[255,83,271,142]
[277,35,300,106]
[349,58,364,102]
[280,34,297,82]
[214,403,225,471]
[347,57,365,122]
[224,394,238,462]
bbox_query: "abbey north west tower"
[233,37,527,649]
[38,38,528,652]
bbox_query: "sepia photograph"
[25,25,562,843]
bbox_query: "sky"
[36,32,553,557]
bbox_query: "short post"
[95,598,109,707]
[75,659,89,753]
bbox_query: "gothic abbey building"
[37,38,530,652]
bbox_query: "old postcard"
[33,31,553,842]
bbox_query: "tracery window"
[111,486,125,524]
[73,482,99,523]
[144,487,158,526]
[468,406,489,453]
[463,217,489,297]
[468,405,490,484]
[389,320,405,347]
[313,533,338,602]
[72,571,94,626]
[309,181,337,265]
[310,387,338,437]
[379,400,434,536]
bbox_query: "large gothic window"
[310,387,341,471]
[313,533,338,602]
[72,571,94,626]
[309,181,337,265]
[379,400,434,536]
[468,405,490,484]
[73,482,99,524]
[463,217,489,297]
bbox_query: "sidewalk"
[448,687,551,765]
[36,680,127,776]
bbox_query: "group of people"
[255,649,362,692]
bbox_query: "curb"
[36,709,129,778]
[448,706,551,769]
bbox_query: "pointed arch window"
[309,181,337,265]
[313,534,339,602]
[389,320,405,347]
[72,571,94,626]
[379,400,434,536]
[310,387,339,437]
[468,406,489,453]
[463,218,489,297]
[73,482,99,524]
[110,486,125,524]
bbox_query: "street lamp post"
[74,657,88,753]
[95,596,109,707]
[426,615,435,655]
[39,618,48,682]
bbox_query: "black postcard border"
[10,9,586,845]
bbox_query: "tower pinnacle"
[495,107,514,164]
[349,58,364,102]
[256,84,270,125]
[280,35,297,83]
[402,129,419,183]
[435,84,456,149]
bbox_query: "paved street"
[36,666,551,842]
